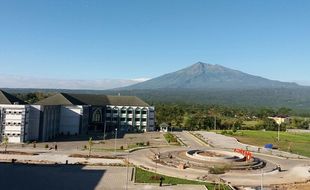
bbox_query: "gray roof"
[35,93,149,107]
[0,90,26,105]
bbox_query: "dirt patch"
[0,151,39,156]
[198,151,225,157]
[69,154,121,159]
[272,181,310,190]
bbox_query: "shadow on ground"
[0,163,105,190]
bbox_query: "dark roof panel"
[106,95,149,107]
[0,90,26,105]
[35,93,149,107]
[35,93,80,106]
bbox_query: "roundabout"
[129,131,310,188]
[153,148,268,172]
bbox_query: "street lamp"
[103,122,107,141]
[126,142,129,190]
[260,169,264,190]
[214,116,217,130]
[277,124,280,142]
[114,128,118,154]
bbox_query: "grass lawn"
[163,133,180,145]
[135,167,230,190]
[224,130,310,157]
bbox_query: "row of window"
[106,110,148,114]
[107,121,146,126]
[106,117,147,121]
[3,110,23,115]
[2,122,22,126]
[2,133,21,137]
[119,125,146,128]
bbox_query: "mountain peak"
[185,62,228,74]
[120,62,299,90]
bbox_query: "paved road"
[197,131,308,159]
[0,148,124,165]
[0,163,205,190]
[196,131,310,186]
[131,131,310,187]
[1,131,309,188]
[173,131,206,148]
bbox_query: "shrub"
[209,165,231,174]
[146,141,150,146]
[150,175,161,180]
[136,142,145,147]
[221,130,227,135]
[120,145,124,150]
[44,144,49,149]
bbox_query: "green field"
[224,130,310,157]
[135,167,230,190]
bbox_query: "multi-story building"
[0,90,41,143]
[0,90,155,143]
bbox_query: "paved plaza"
[0,131,309,189]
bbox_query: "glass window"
[92,109,102,122]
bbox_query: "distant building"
[0,90,155,143]
[160,122,169,132]
[268,115,290,125]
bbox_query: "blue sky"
[0,0,310,88]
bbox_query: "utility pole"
[103,122,107,141]
[114,128,118,154]
[260,169,264,190]
[277,124,280,142]
[126,143,129,190]
[214,116,217,130]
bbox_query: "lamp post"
[277,124,280,142]
[214,116,217,130]
[260,169,264,190]
[103,122,107,141]
[114,128,118,154]
[126,143,129,190]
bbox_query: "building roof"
[0,90,26,105]
[35,93,149,107]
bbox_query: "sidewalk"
[0,148,124,165]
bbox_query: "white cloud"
[293,80,310,86]
[0,74,150,90]
[131,78,151,82]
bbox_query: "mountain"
[121,62,299,89]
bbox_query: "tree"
[2,135,9,153]
[255,118,278,131]
[277,107,292,116]
[88,137,93,157]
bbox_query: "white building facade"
[0,105,41,143]
[105,105,155,132]
[0,91,155,143]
